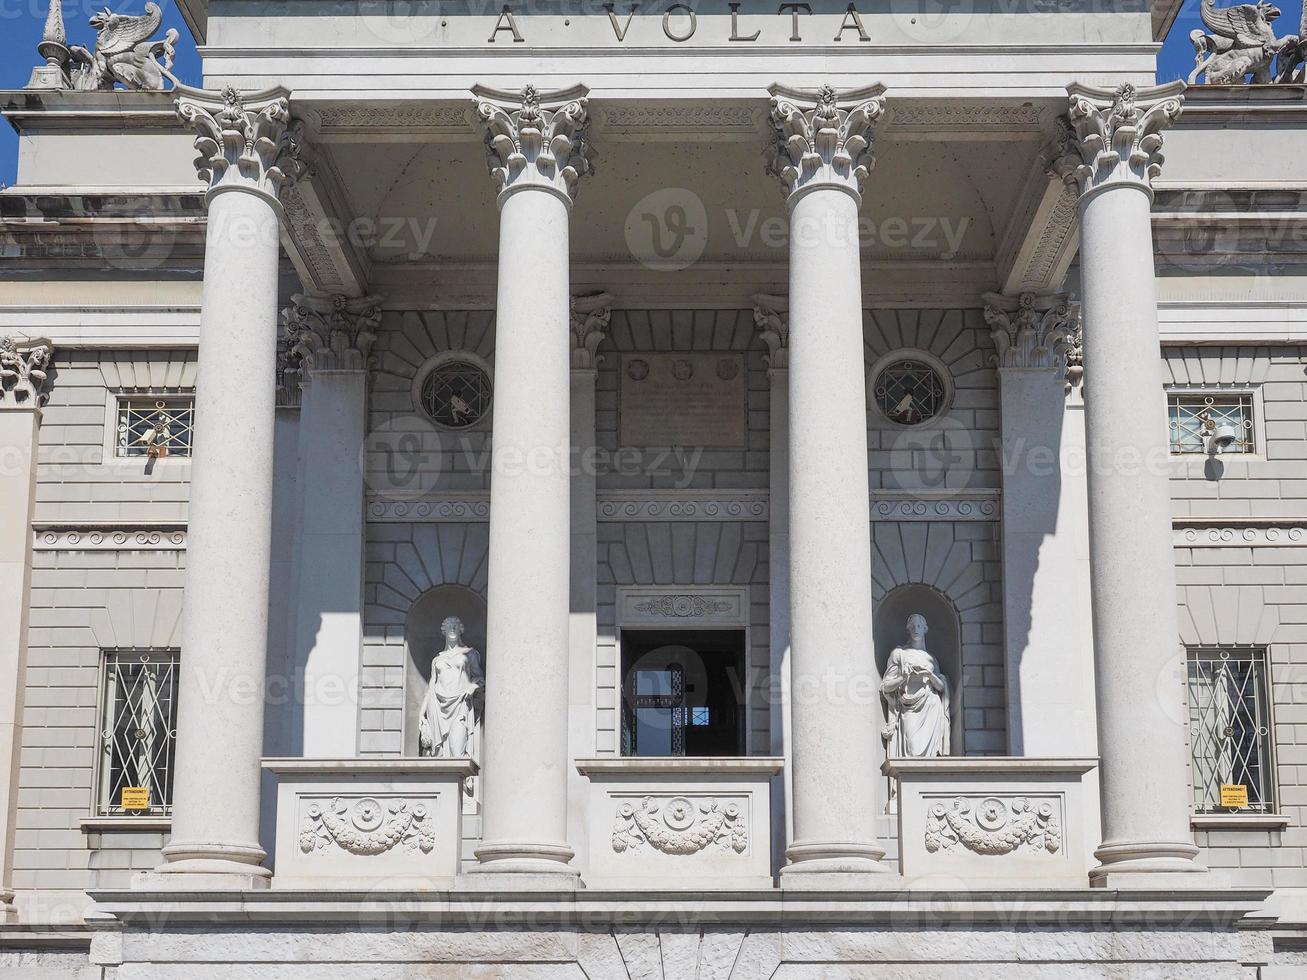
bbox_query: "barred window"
[1168,392,1254,455]
[116,396,195,458]
[873,359,948,426]
[1186,647,1275,815]
[96,650,180,817]
[420,360,492,429]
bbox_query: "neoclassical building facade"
[2,1,1307,976]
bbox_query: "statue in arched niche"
[418,616,485,790]
[880,613,951,758]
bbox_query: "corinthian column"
[768,84,896,886]
[283,293,381,757]
[141,86,303,888]
[1052,81,1204,885]
[0,338,53,920]
[467,84,592,885]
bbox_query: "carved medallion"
[611,796,747,855]
[299,797,435,856]
[924,796,1061,856]
[633,595,733,618]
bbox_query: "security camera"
[1207,423,1239,455]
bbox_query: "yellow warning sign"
[120,787,150,810]
[1219,784,1249,809]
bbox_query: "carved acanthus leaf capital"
[752,293,789,372]
[767,83,887,203]
[0,336,55,407]
[175,85,306,206]
[1058,82,1184,201]
[983,292,1080,373]
[473,84,593,206]
[570,292,613,371]
[282,293,383,375]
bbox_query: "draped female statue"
[418,616,484,763]
[880,613,951,758]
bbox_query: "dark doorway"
[620,629,746,757]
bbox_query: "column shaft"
[158,187,280,884]
[476,188,576,876]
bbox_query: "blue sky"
[1,1,1303,187]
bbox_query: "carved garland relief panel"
[610,794,751,857]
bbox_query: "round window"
[873,358,948,426]
[420,359,492,429]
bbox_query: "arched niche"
[403,584,488,757]
[874,584,964,755]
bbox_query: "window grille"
[420,360,492,429]
[873,359,947,425]
[116,396,195,458]
[1168,392,1254,454]
[96,649,180,816]
[1186,647,1275,814]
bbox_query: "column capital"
[752,293,789,373]
[275,331,303,409]
[473,84,593,207]
[282,292,383,375]
[0,336,55,408]
[982,291,1079,373]
[1052,82,1185,202]
[767,83,886,205]
[175,85,306,209]
[570,292,613,372]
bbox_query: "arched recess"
[874,583,964,755]
[403,584,488,757]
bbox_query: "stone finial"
[751,293,789,372]
[472,84,593,205]
[983,292,1079,374]
[27,0,70,89]
[175,86,306,206]
[767,83,887,202]
[0,336,55,407]
[1054,83,1184,201]
[282,293,383,375]
[570,292,614,372]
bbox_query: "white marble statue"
[880,614,951,758]
[418,617,484,765]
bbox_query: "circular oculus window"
[872,358,949,426]
[420,359,493,429]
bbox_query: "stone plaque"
[619,353,746,448]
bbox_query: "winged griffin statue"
[1189,0,1304,84]
[68,2,178,92]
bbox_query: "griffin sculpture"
[1188,0,1298,84]
[68,3,178,92]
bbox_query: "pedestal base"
[132,869,272,891]
[1089,839,1209,889]
[780,840,899,889]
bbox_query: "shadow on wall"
[404,585,487,756]
[874,584,963,755]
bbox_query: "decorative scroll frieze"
[1051,83,1184,201]
[925,796,1062,856]
[283,293,382,374]
[367,496,490,522]
[1175,525,1307,547]
[175,86,305,206]
[571,292,614,372]
[633,596,733,618]
[34,527,186,550]
[619,587,748,628]
[599,491,768,522]
[473,84,592,205]
[0,336,54,407]
[983,292,1080,372]
[752,294,789,373]
[298,797,435,856]
[767,83,886,202]
[611,796,747,856]
[871,493,999,522]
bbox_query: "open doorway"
[620,629,746,757]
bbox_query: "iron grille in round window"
[420,360,492,429]
[873,359,947,426]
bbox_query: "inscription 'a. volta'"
[620,353,747,449]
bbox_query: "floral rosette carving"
[924,796,1061,856]
[611,796,747,856]
[299,797,435,856]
